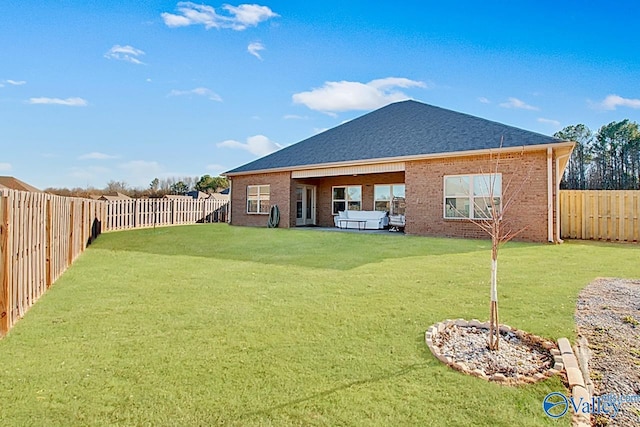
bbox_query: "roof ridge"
[225,100,565,175]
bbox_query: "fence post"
[134,199,139,228]
[46,198,53,288]
[68,200,75,265]
[0,192,9,336]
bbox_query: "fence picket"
[101,198,228,230]
[560,190,640,242]
[0,192,228,338]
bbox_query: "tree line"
[44,119,639,198]
[557,119,640,190]
[45,174,229,198]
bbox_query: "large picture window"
[444,174,501,219]
[247,185,270,214]
[332,185,361,214]
[374,184,405,211]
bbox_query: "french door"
[295,185,316,226]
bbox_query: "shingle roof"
[0,176,42,192]
[226,100,566,175]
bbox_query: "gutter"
[223,141,576,177]
[547,147,554,243]
[554,150,573,243]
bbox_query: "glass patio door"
[296,185,316,226]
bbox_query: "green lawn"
[1,225,639,426]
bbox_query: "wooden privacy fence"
[560,190,640,242]
[105,198,228,231]
[0,191,228,337]
[0,190,106,336]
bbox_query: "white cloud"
[0,162,12,171]
[292,77,427,113]
[104,45,146,65]
[28,97,88,107]
[217,135,282,156]
[162,2,278,30]
[478,97,490,104]
[537,118,561,127]
[224,4,278,29]
[248,42,265,60]
[3,79,26,86]
[79,152,118,160]
[283,114,308,120]
[597,94,640,111]
[169,87,222,102]
[499,97,539,111]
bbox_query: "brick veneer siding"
[229,150,558,242]
[297,172,406,228]
[229,171,292,228]
[404,150,552,242]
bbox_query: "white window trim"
[374,183,405,211]
[443,173,502,220]
[332,185,362,215]
[247,184,270,215]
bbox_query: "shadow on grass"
[238,362,429,420]
[94,224,504,270]
[239,333,451,420]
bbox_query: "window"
[444,174,501,219]
[247,185,270,214]
[332,185,361,214]
[374,184,405,211]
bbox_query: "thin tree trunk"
[489,240,499,350]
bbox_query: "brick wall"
[296,172,405,227]
[229,150,558,242]
[405,150,552,241]
[229,171,292,227]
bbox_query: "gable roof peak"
[225,99,565,175]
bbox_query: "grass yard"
[1,225,639,426]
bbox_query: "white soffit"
[291,162,405,178]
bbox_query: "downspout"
[227,178,232,224]
[555,151,572,243]
[547,147,553,243]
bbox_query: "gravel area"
[575,278,640,427]
[433,325,553,377]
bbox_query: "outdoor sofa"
[333,210,389,230]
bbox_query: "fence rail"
[105,198,228,231]
[560,190,640,242]
[0,191,228,337]
[0,190,106,336]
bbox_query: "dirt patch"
[575,278,640,426]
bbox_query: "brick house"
[223,100,574,242]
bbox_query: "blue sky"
[1,1,639,190]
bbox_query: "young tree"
[451,144,531,350]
